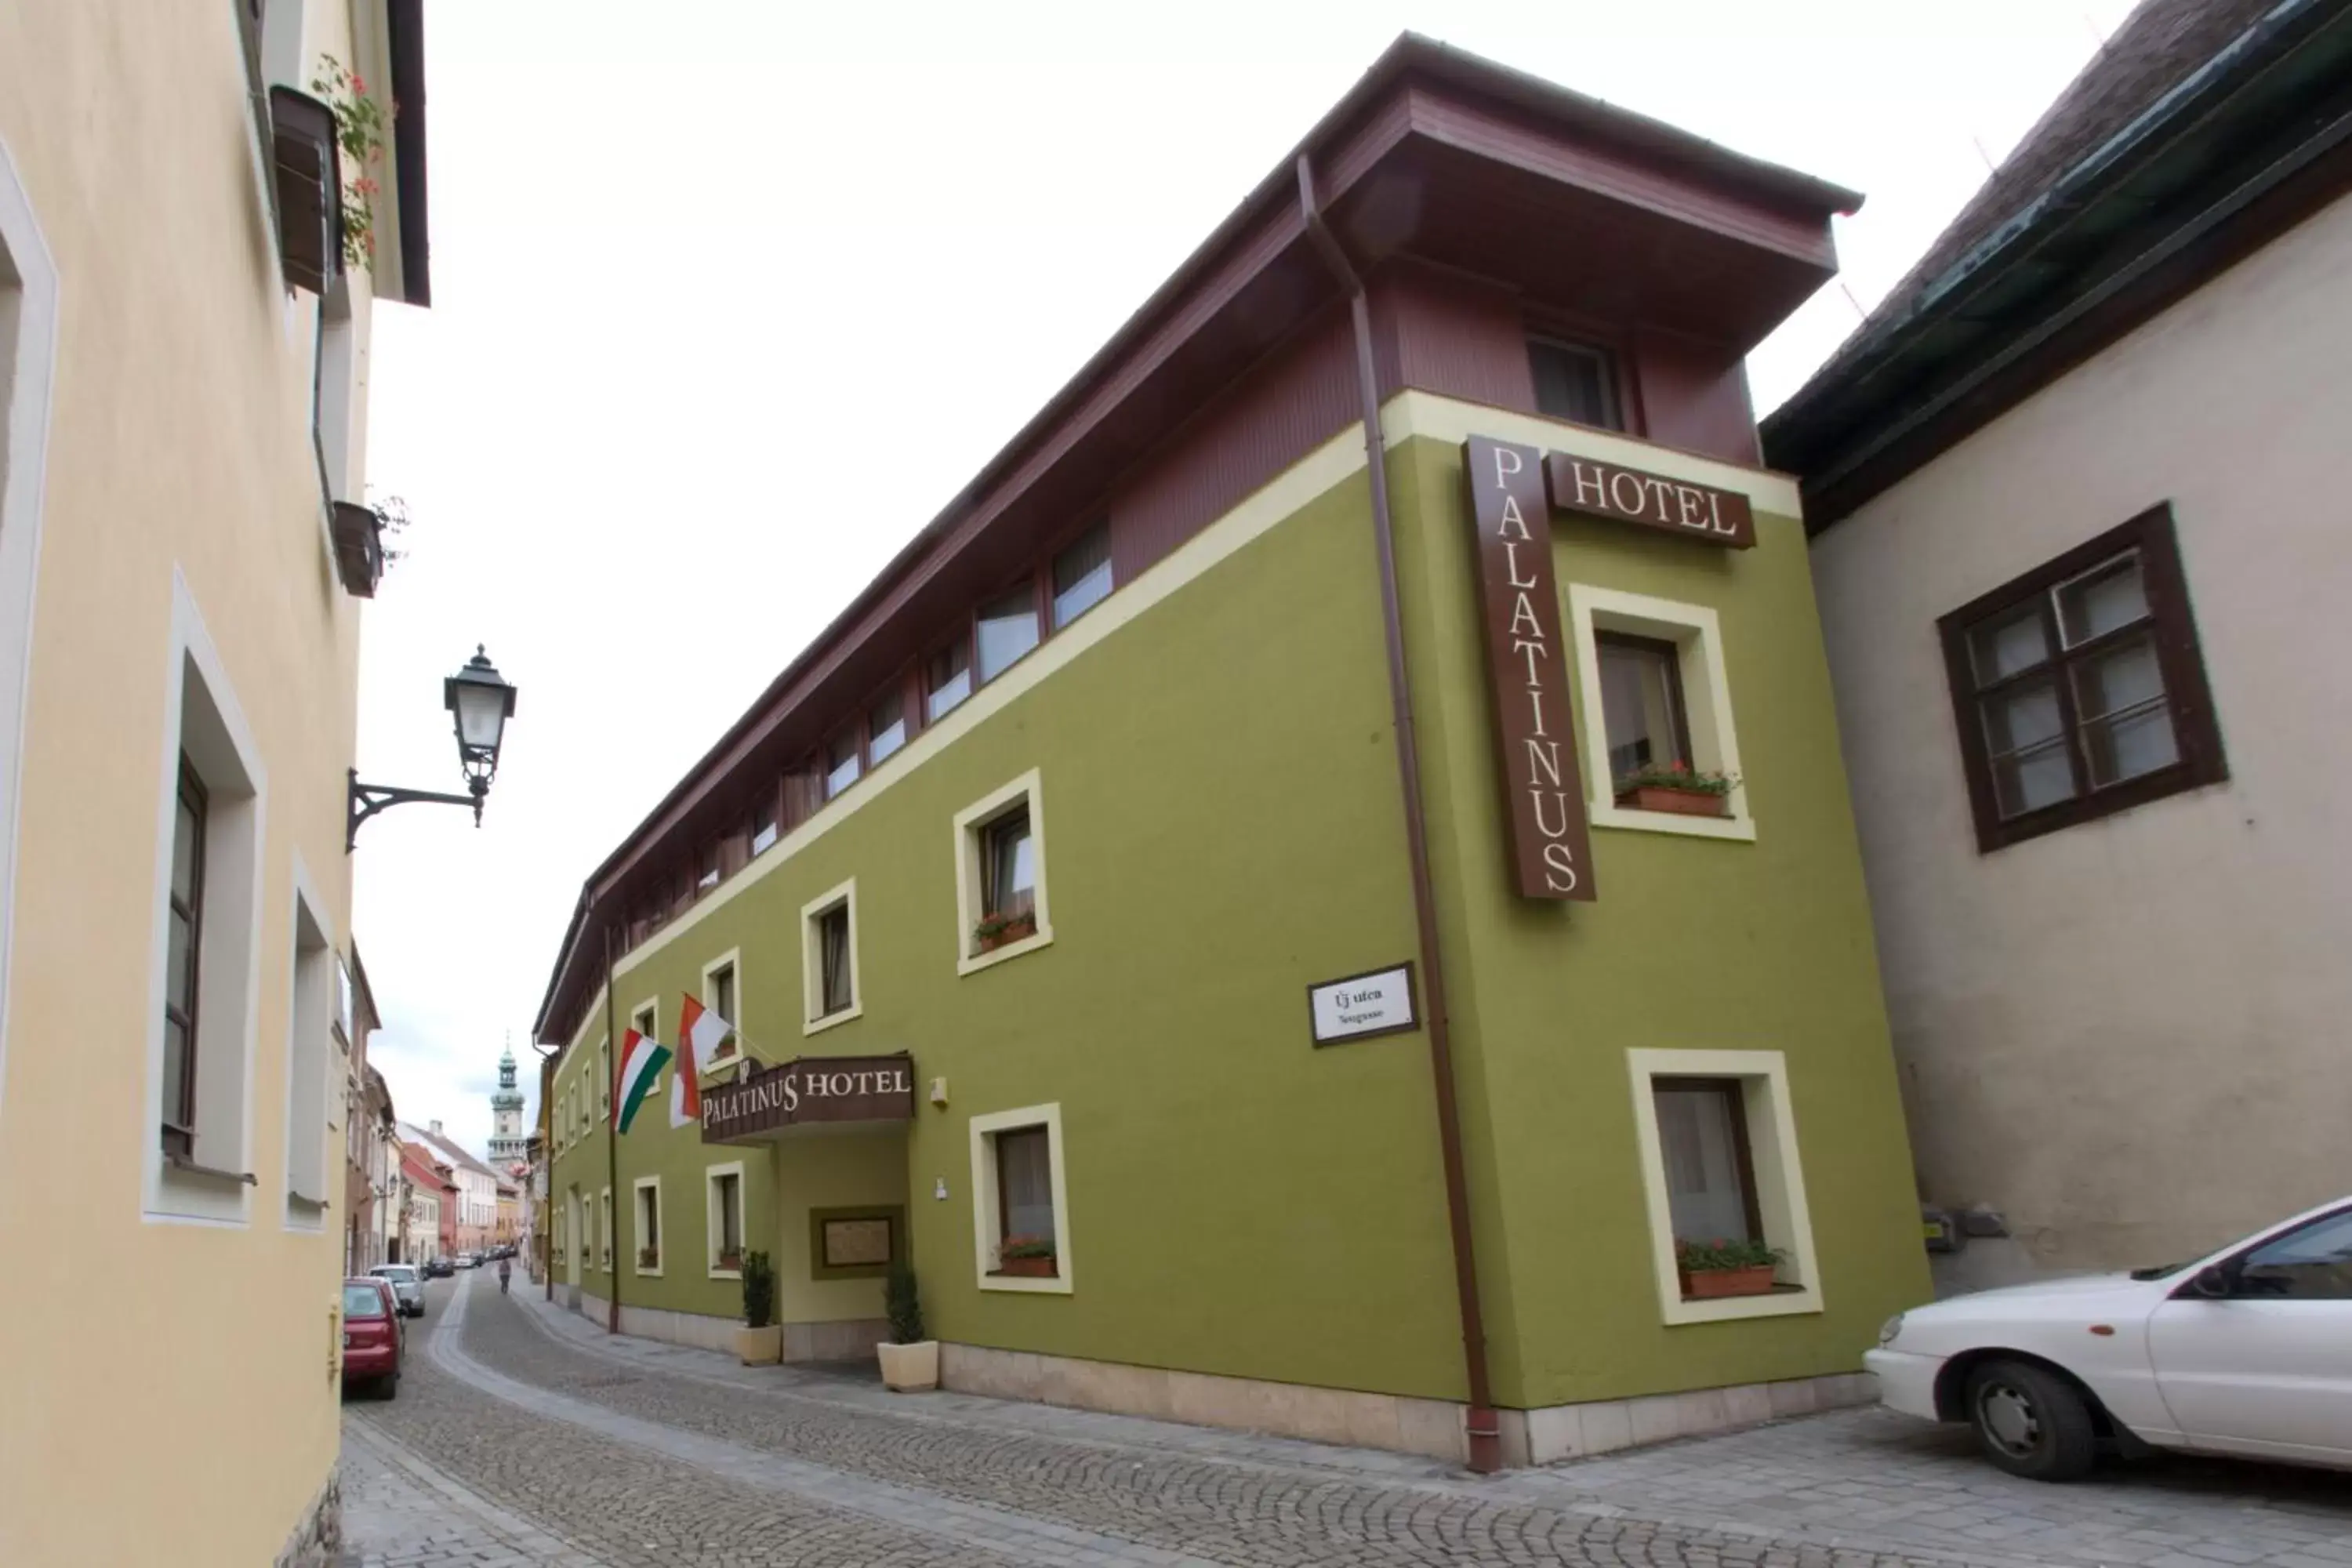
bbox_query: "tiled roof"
[399,1121,499,1180]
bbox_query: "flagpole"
[604,921,622,1336]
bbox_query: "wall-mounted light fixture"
[347,645,518,851]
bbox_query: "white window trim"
[953,769,1053,976]
[144,573,270,1227]
[706,1160,746,1279]
[633,1174,664,1277]
[598,1185,612,1271]
[0,141,56,1135]
[800,877,863,1034]
[969,1102,1072,1295]
[1566,584,1755,843]
[1627,1047,1823,1326]
[699,947,744,1069]
[278,859,336,1231]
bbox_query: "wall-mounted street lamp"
[347,645,518,851]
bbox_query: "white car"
[1869,1195,2352,1480]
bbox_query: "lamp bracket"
[347,768,489,852]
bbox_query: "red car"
[341,1277,403,1398]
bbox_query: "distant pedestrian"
[498,1254,511,1294]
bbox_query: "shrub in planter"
[972,910,1038,953]
[637,1246,660,1269]
[1675,1237,1784,1299]
[734,1250,780,1365]
[1614,762,1738,818]
[878,1258,938,1392]
[995,1234,1058,1278]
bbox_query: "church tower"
[488,1041,528,1163]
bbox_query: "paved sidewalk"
[339,1417,593,1567]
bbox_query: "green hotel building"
[535,36,1929,1470]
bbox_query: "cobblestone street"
[341,1272,2352,1567]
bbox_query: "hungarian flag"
[678,993,734,1073]
[612,1029,670,1134]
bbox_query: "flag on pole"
[678,993,734,1074]
[670,1032,703,1130]
[612,1029,670,1134]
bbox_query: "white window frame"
[706,1160,746,1279]
[1566,584,1755,842]
[279,863,336,1229]
[598,1186,612,1271]
[700,948,743,1067]
[1627,1048,1823,1326]
[0,143,55,1134]
[968,1102,1072,1295]
[800,877,862,1033]
[953,769,1053,976]
[633,1174,663,1277]
[145,575,270,1226]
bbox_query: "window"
[2234,1210,2352,1301]
[703,954,739,1062]
[695,840,720,892]
[633,1176,662,1274]
[926,640,971,723]
[1596,633,1692,785]
[162,759,206,1159]
[281,887,336,1226]
[598,1187,612,1269]
[599,1036,612,1116]
[1051,524,1112,629]
[954,771,1052,973]
[750,793,779,857]
[1528,336,1621,430]
[868,689,907,766]
[800,880,860,1033]
[1938,505,2224,851]
[1568,585,1753,841]
[824,729,861,799]
[970,1103,1071,1293]
[975,586,1040,683]
[707,1163,745,1275]
[1628,1049,1821,1325]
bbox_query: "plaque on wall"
[822,1216,893,1269]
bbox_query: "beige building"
[1765,0,2352,1286]
[0,2,431,1563]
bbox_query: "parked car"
[341,1278,402,1399]
[1869,1195,2352,1479]
[423,1256,454,1278]
[369,1263,425,1318]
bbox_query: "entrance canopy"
[700,1052,915,1145]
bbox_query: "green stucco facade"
[546,410,1928,1420]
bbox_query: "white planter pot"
[734,1324,782,1366]
[877,1338,939,1392]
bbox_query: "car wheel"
[1965,1359,2098,1481]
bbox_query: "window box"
[637,1246,659,1269]
[993,1236,1058,1278]
[1616,784,1729,818]
[717,1248,742,1272]
[972,910,1037,953]
[1680,1263,1777,1299]
[328,502,384,598]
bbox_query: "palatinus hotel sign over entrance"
[702,1053,915,1142]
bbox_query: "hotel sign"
[702,1052,915,1142]
[1465,437,1595,901]
[1544,452,1755,549]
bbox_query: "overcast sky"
[353,0,2135,1156]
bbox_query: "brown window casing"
[1653,1076,1764,1247]
[1936,503,2225,853]
[979,804,1034,921]
[162,757,208,1159]
[993,1124,1053,1262]
[1594,630,1694,787]
[816,904,853,1017]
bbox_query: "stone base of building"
[272,1467,341,1568]
[575,1291,885,1362]
[938,1341,1878,1468]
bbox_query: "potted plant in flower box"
[1676,1238,1784,1299]
[637,1245,659,1270]
[717,1248,743,1272]
[877,1258,938,1392]
[1616,761,1737,818]
[995,1235,1057,1278]
[733,1250,780,1365]
[972,910,1038,953]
